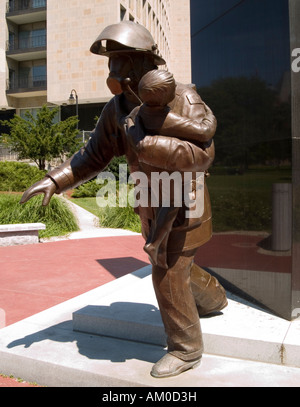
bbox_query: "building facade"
[0,0,191,129]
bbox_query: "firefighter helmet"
[90,21,166,66]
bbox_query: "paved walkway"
[0,200,297,386]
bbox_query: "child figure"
[126,69,216,269]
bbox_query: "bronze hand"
[20,177,57,207]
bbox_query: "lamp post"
[68,89,78,129]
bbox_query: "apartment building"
[0,0,191,130]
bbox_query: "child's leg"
[144,206,179,269]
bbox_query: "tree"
[0,105,81,170]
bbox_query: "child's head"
[138,70,176,107]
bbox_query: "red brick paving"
[0,375,41,387]
[195,233,292,274]
[0,235,149,327]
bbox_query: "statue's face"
[107,53,146,103]
[107,54,132,95]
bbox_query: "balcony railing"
[8,34,46,52]
[7,75,47,92]
[8,0,47,13]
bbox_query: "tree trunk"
[39,159,46,171]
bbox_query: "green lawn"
[69,196,100,217]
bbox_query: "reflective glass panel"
[190,0,294,319]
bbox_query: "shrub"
[72,156,129,198]
[0,161,45,192]
[210,190,271,232]
[71,179,100,198]
[0,193,79,238]
[98,205,141,233]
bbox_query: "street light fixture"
[68,89,78,129]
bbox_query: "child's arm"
[158,103,217,143]
[125,110,214,173]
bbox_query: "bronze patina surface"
[21,21,227,378]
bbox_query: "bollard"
[272,183,292,251]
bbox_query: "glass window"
[19,29,46,49]
[8,69,15,90]
[20,107,59,124]
[19,66,30,88]
[32,65,46,87]
[190,0,292,319]
[120,5,126,21]
[19,31,30,49]
[8,0,14,13]
[31,29,46,48]
[20,0,30,10]
[33,0,46,8]
[8,32,15,51]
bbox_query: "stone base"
[0,223,46,247]
[72,266,300,367]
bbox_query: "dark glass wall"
[290,0,300,319]
[61,103,105,131]
[190,0,297,320]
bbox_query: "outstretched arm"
[20,98,121,206]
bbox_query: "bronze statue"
[21,21,227,378]
[126,69,217,270]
